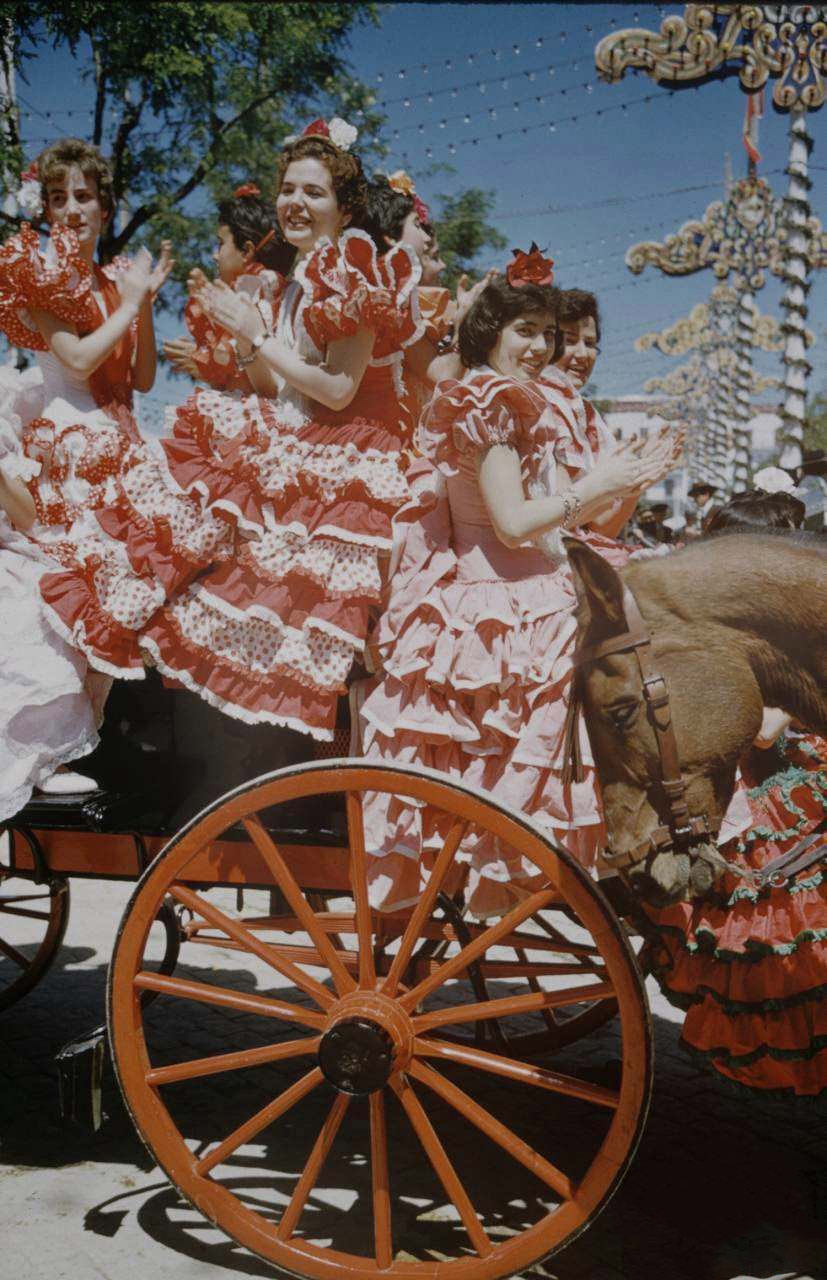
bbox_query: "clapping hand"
[188,267,210,295]
[162,336,199,378]
[196,280,263,343]
[148,240,174,298]
[456,270,497,325]
[632,426,685,489]
[120,242,175,310]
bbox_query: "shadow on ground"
[2,951,826,1280]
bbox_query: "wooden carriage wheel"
[0,872,70,1012]
[109,761,652,1280]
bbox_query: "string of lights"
[389,75,604,139]
[397,87,675,161]
[371,9,669,85]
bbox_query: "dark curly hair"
[364,177,415,251]
[38,137,114,222]
[704,488,805,534]
[458,277,562,369]
[216,192,293,274]
[558,287,601,343]
[275,135,368,227]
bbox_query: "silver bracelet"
[234,330,269,369]
[561,486,583,529]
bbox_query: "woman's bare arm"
[0,472,36,530]
[477,435,678,549]
[29,246,169,382]
[197,281,373,409]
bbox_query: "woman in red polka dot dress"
[41,120,423,742]
[0,138,174,814]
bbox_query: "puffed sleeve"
[417,371,547,475]
[302,230,423,360]
[0,223,98,351]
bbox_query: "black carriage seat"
[6,668,355,841]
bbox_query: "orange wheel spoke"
[276,1093,350,1240]
[370,1090,392,1268]
[196,1066,323,1176]
[146,1036,321,1087]
[409,1060,573,1200]
[415,1036,620,1109]
[413,980,616,1033]
[346,793,375,988]
[382,818,468,998]
[168,883,334,1010]
[391,1074,492,1258]
[400,888,557,1012]
[133,971,326,1030]
[0,936,29,968]
[242,817,356,997]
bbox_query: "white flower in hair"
[327,117,358,150]
[16,161,42,218]
[753,465,797,495]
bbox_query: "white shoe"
[37,769,99,795]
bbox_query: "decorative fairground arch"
[595,3,827,467]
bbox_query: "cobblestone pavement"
[1,876,825,1280]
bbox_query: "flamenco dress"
[647,731,827,1096]
[0,223,138,818]
[41,231,421,740]
[399,284,455,450]
[359,366,630,918]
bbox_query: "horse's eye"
[607,701,638,730]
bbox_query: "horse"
[565,530,827,905]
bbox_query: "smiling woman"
[358,263,681,916]
[0,137,172,816]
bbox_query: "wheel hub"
[318,1016,395,1095]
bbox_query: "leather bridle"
[568,580,827,890]
[569,582,717,872]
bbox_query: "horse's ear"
[564,536,626,637]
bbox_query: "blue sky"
[12,2,827,424]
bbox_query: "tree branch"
[108,84,286,255]
[90,37,107,147]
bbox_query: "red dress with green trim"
[648,732,827,1096]
[41,230,422,739]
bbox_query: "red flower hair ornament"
[505,243,555,288]
[234,182,261,199]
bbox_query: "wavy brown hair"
[275,136,368,224]
[38,138,115,222]
[458,278,562,369]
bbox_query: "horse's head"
[566,539,763,906]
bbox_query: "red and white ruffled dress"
[359,366,630,917]
[42,230,421,739]
[0,224,141,814]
